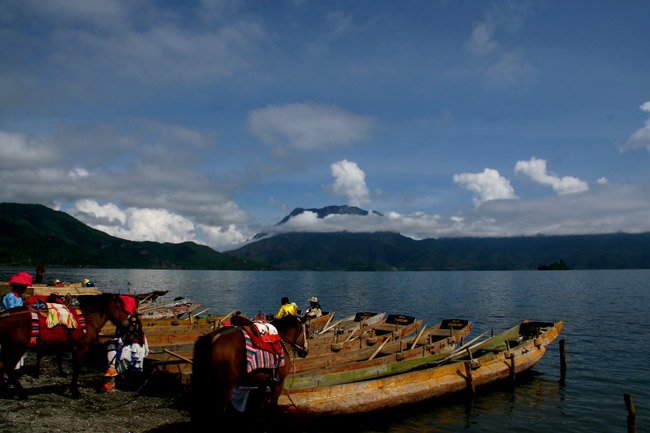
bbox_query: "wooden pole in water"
[464,361,475,396]
[510,354,516,383]
[624,393,636,433]
[560,339,566,377]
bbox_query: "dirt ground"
[0,354,193,433]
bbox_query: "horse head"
[107,294,130,327]
[272,314,309,358]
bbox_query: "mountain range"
[1,202,649,270]
[0,203,272,270]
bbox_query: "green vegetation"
[230,231,650,271]
[2,202,649,271]
[0,203,273,270]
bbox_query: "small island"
[538,259,571,270]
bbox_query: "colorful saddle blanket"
[28,307,87,347]
[242,330,285,374]
[229,316,283,356]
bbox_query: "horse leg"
[56,350,66,377]
[1,347,28,400]
[263,379,286,432]
[70,345,88,398]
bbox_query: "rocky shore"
[0,355,192,433]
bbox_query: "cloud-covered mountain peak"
[278,205,383,225]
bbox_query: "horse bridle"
[279,320,308,357]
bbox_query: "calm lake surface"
[1,268,648,432]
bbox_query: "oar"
[183,308,210,320]
[317,313,334,333]
[368,334,393,361]
[163,348,193,364]
[319,314,355,335]
[408,331,489,372]
[410,324,428,350]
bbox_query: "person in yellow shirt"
[275,296,298,319]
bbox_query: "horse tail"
[191,333,216,423]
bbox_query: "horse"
[192,314,309,429]
[0,293,130,399]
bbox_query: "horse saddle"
[229,315,283,356]
[28,307,87,346]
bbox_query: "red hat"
[9,272,33,286]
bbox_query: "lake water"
[1,267,648,432]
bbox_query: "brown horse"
[192,314,309,429]
[0,294,129,399]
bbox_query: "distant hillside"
[257,206,650,270]
[0,203,273,270]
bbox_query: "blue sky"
[1,0,649,251]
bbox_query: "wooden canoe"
[285,319,472,389]
[279,320,563,416]
[0,282,101,297]
[292,319,471,373]
[308,312,386,346]
[305,318,422,358]
[305,312,335,335]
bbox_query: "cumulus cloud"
[328,159,370,206]
[198,224,249,251]
[72,199,252,251]
[620,101,650,152]
[248,104,375,152]
[515,157,589,195]
[453,168,517,206]
[73,200,196,243]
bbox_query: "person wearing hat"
[83,278,95,287]
[2,272,32,311]
[304,297,323,318]
[2,272,33,371]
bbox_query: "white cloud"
[465,21,498,56]
[73,201,196,243]
[620,101,650,152]
[597,177,609,185]
[515,157,589,195]
[453,168,517,206]
[328,159,370,206]
[69,167,90,180]
[463,5,535,91]
[199,224,248,251]
[248,104,375,152]
[483,52,536,90]
[0,131,59,169]
[74,199,126,226]
[253,184,650,242]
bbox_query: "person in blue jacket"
[2,272,31,311]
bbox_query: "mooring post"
[625,393,636,433]
[559,339,567,377]
[464,361,475,395]
[510,354,516,383]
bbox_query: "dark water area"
[2,268,648,432]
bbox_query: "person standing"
[35,262,45,284]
